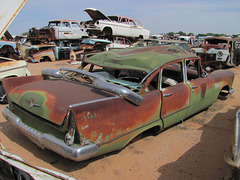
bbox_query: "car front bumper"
[2,107,99,161]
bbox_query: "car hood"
[8,79,115,125]
[0,0,28,38]
[84,8,112,21]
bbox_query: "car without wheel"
[80,8,150,39]
[190,37,240,69]
[2,45,234,161]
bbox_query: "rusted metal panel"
[70,90,161,146]
[9,80,116,125]
[28,27,56,44]
[161,84,190,118]
[2,75,43,95]
[30,48,56,63]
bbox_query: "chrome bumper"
[2,107,99,161]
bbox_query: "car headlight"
[190,49,196,54]
[217,51,223,57]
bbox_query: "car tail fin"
[2,75,43,95]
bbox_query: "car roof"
[86,45,197,73]
[49,20,79,23]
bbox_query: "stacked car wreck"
[190,37,240,69]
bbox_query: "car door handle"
[163,93,172,97]
[191,85,198,89]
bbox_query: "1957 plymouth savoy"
[2,45,234,161]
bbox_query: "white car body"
[109,37,133,49]
[0,0,28,38]
[0,57,31,79]
[81,8,150,39]
[45,20,89,40]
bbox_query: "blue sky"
[8,0,240,36]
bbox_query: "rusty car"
[28,20,89,44]
[1,45,234,161]
[80,8,150,39]
[18,43,72,63]
[190,37,240,69]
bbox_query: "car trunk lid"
[8,79,115,125]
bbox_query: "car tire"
[0,84,8,104]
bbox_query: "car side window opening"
[71,22,80,28]
[161,62,183,88]
[121,18,128,24]
[62,22,70,27]
[186,59,203,81]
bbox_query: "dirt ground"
[0,60,239,180]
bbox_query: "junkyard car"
[109,37,133,49]
[80,8,150,39]
[190,37,240,68]
[134,39,192,51]
[0,57,30,103]
[28,20,89,44]
[78,38,112,55]
[18,43,71,63]
[2,45,234,161]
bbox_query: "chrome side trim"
[69,96,118,108]
[2,107,98,161]
[234,109,240,161]
[41,67,143,105]
[0,65,27,74]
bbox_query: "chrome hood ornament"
[25,98,41,108]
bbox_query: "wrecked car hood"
[8,79,116,125]
[84,8,112,21]
[0,0,28,38]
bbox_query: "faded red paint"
[32,48,55,62]
[2,75,43,95]
[9,80,116,125]
[71,90,161,144]
[161,84,190,118]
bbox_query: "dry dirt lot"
[0,60,239,180]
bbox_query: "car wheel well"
[0,45,15,53]
[130,125,162,144]
[102,27,112,38]
[40,56,51,62]
[138,35,144,40]
[218,85,230,99]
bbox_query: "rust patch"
[161,84,190,118]
[71,90,161,144]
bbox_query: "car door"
[59,21,72,39]
[184,59,214,118]
[71,21,85,39]
[160,61,190,128]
